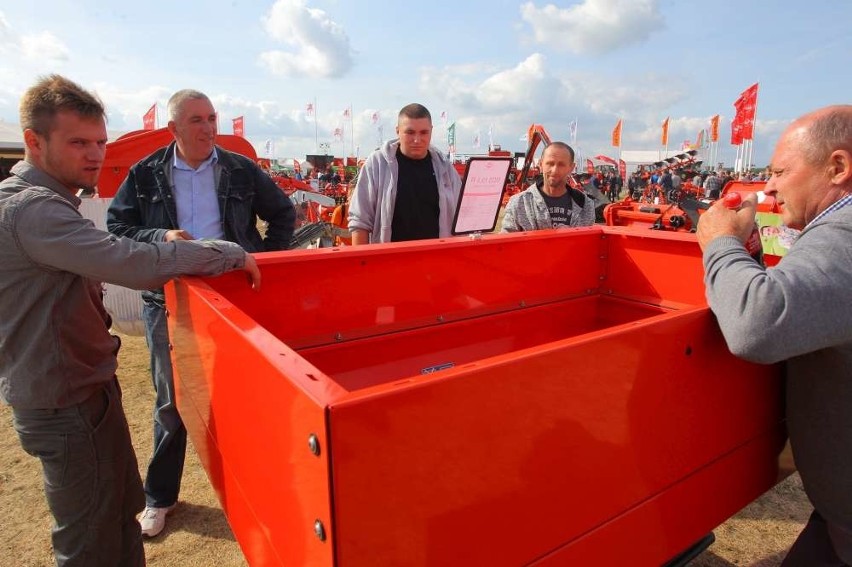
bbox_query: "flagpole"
[748,85,759,172]
[737,143,743,173]
[350,103,355,158]
[314,97,318,153]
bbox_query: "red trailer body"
[166,227,789,566]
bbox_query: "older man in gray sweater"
[697,105,852,566]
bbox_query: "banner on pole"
[611,119,622,148]
[142,104,156,130]
[710,114,720,143]
[232,116,244,138]
[733,83,759,141]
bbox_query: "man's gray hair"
[167,89,210,122]
[801,105,852,166]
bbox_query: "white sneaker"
[139,504,176,538]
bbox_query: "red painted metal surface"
[166,226,787,566]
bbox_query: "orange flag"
[710,114,720,142]
[611,119,622,147]
[661,117,670,146]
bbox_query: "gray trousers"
[782,509,852,567]
[13,378,145,567]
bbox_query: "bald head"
[765,105,852,229]
[786,105,852,166]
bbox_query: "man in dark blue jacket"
[107,89,294,538]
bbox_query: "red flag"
[586,159,594,174]
[333,127,342,141]
[730,116,744,146]
[733,83,759,141]
[611,119,622,148]
[618,159,627,181]
[710,115,720,143]
[594,154,617,166]
[306,102,314,116]
[343,106,351,119]
[371,111,380,125]
[142,104,156,130]
[232,116,244,138]
[741,118,755,140]
[661,117,670,146]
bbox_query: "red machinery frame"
[166,227,788,566]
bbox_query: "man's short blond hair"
[19,74,105,138]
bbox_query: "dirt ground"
[1,333,811,566]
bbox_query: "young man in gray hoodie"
[348,103,461,244]
[697,105,852,566]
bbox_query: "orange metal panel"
[203,229,605,351]
[167,281,344,566]
[166,227,786,566]
[325,308,782,566]
[530,430,787,565]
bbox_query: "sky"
[1,0,850,169]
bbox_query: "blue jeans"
[142,298,186,508]
[14,379,145,566]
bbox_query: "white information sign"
[452,157,513,234]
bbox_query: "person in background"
[107,88,295,538]
[348,103,462,244]
[501,142,595,232]
[0,74,261,566]
[703,170,722,199]
[697,105,852,566]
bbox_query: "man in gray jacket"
[0,75,260,566]
[501,142,595,232]
[697,105,852,566]
[348,103,461,244]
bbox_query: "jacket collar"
[148,142,238,170]
[10,160,82,208]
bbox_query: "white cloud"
[418,52,709,160]
[0,12,69,63]
[520,0,664,55]
[0,12,12,43]
[20,31,70,61]
[258,0,355,79]
[88,83,173,131]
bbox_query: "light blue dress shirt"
[172,149,224,239]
